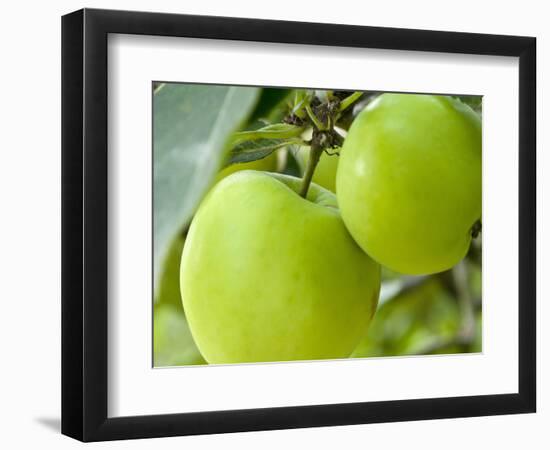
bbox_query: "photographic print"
[153,84,482,367]
[62,9,536,440]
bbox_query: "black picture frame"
[61,8,536,442]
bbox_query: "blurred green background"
[153,84,482,367]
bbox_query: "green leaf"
[227,138,303,165]
[231,123,305,146]
[226,122,305,166]
[154,304,206,366]
[153,84,260,293]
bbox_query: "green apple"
[296,146,339,192]
[180,171,380,364]
[337,94,481,275]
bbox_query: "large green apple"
[336,94,481,275]
[180,171,380,364]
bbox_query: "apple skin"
[180,171,380,364]
[297,146,339,192]
[336,94,481,275]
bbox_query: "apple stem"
[299,138,324,198]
